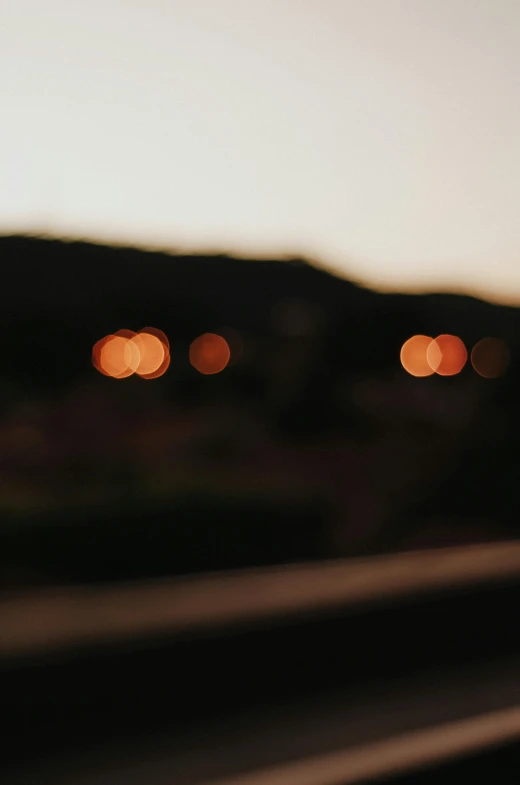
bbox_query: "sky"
[2,0,520,302]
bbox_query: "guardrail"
[2,539,520,657]
[202,707,520,785]
[3,539,520,783]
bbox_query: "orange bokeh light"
[137,339,171,379]
[132,332,166,377]
[93,327,170,380]
[190,333,231,375]
[92,335,113,377]
[400,335,435,377]
[112,329,141,377]
[471,337,510,378]
[135,328,170,379]
[93,332,139,379]
[427,334,467,376]
[139,326,170,351]
[100,335,136,379]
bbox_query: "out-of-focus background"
[2,0,520,584]
[0,233,518,588]
[3,2,520,783]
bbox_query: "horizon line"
[2,229,519,310]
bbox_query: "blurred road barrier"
[201,706,520,785]
[2,539,520,657]
[4,657,520,783]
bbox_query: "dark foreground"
[2,544,520,784]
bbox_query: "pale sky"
[2,1,520,302]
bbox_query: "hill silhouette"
[1,234,518,383]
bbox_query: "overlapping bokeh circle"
[93,328,170,379]
[401,334,467,377]
[401,334,508,378]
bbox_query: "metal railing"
[2,539,520,657]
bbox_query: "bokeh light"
[137,343,170,379]
[139,326,170,351]
[93,334,138,379]
[427,334,467,376]
[92,335,114,377]
[471,337,510,378]
[132,332,166,377]
[190,333,231,375]
[400,335,435,377]
[113,329,141,377]
[101,336,135,379]
[93,327,170,379]
[134,328,170,379]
